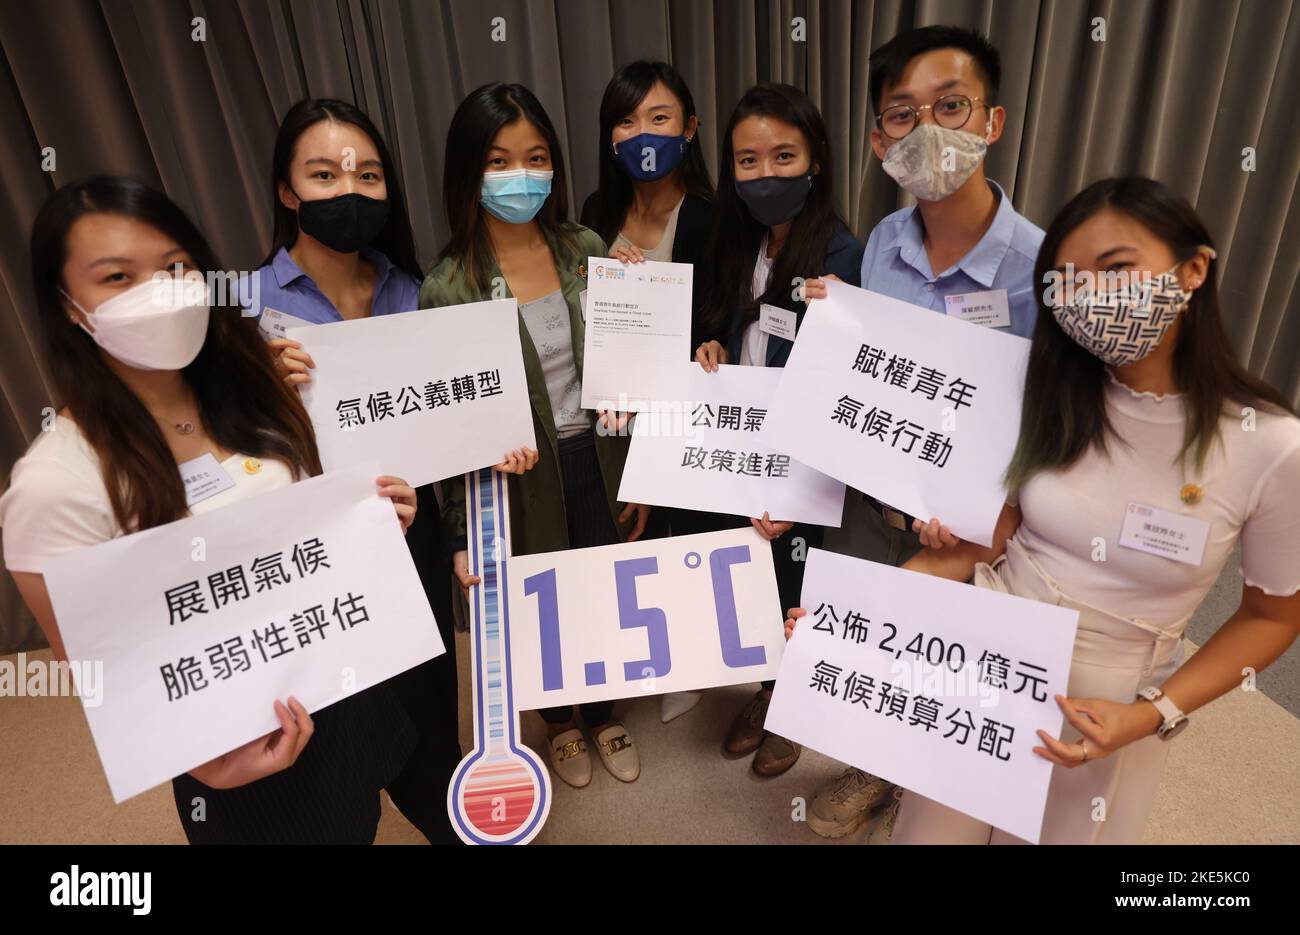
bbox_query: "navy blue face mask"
[612,132,689,182]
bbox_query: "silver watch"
[1137,686,1188,740]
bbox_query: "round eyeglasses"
[876,94,989,140]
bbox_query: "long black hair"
[435,82,582,296]
[261,97,421,280]
[31,175,322,532]
[698,83,843,344]
[1006,175,1293,491]
[587,60,714,246]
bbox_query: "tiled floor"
[2,628,1296,845]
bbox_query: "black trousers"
[383,480,464,844]
[762,521,824,691]
[539,431,618,727]
[171,682,415,845]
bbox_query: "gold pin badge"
[243,457,262,475]
[578,264,587,280]
[1180,483,1202,505]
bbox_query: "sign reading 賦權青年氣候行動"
[763,280,1030,546]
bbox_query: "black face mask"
[294,192,391,253]
[735,174,813,227]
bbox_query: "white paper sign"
[617,364,845,526]
[287,301,536,487]
[580,257,692,411]
[42,464,445,803]
[764,280,1030,546]
[765,549,1078,844]
[507,527,785,710]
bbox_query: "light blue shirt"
[249,245,421,324]
[859,180,1044,339]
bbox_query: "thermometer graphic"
[447,467,551,844]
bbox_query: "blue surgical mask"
[612,132,688,182]
[481,168,553,224]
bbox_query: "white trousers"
[893,539,1185,845]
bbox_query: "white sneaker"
[547,728,592,788]
[660,691,703,723]
[592,722,640,782]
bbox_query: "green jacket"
[419,224,634,557]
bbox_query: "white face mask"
[881,122,990,202]
[63,277,211,371]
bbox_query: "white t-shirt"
[0,416,295,574]
[738,235,775,367]
[613,194,684,262]
[1013,370,1300,634]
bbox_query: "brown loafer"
[723,690,769,757]
[753,732,801,777]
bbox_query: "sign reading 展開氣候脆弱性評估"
[41,464,444,803]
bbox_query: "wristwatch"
[1137,686,1189,740]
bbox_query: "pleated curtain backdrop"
[0,0,1296,650]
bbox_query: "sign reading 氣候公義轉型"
[287,299,536,487]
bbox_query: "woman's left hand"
[799,273,842,303]
[609,243,645,264]
[1034,694,1161,768]
[751,511,794,541]
[376,475,417,534]
[618,502,651,541]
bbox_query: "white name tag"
[944,289,1012,329]
[759,303,797,340]
[179,453,237,507]
[1119,502,1210,566]
[258,308,314,341]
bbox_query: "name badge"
[257,308,314,341]
[1119,502,1210,566]
[759,303,798,341]
[179,453,237,507]
[944,289,1012,329]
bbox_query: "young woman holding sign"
[250,97,515,845]
[420,82,652,790]
[694,83,864,777]
[581,60,713,335]
[580,60,719,724]
[790,176,1300,843]
[0,176,421,844]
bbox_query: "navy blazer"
[724,222,865,368]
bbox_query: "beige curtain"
[1,0,1296,650]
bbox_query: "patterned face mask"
[1051,265,1194,365]
[880,123,989,202]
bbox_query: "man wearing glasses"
[808,25,1045,842]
